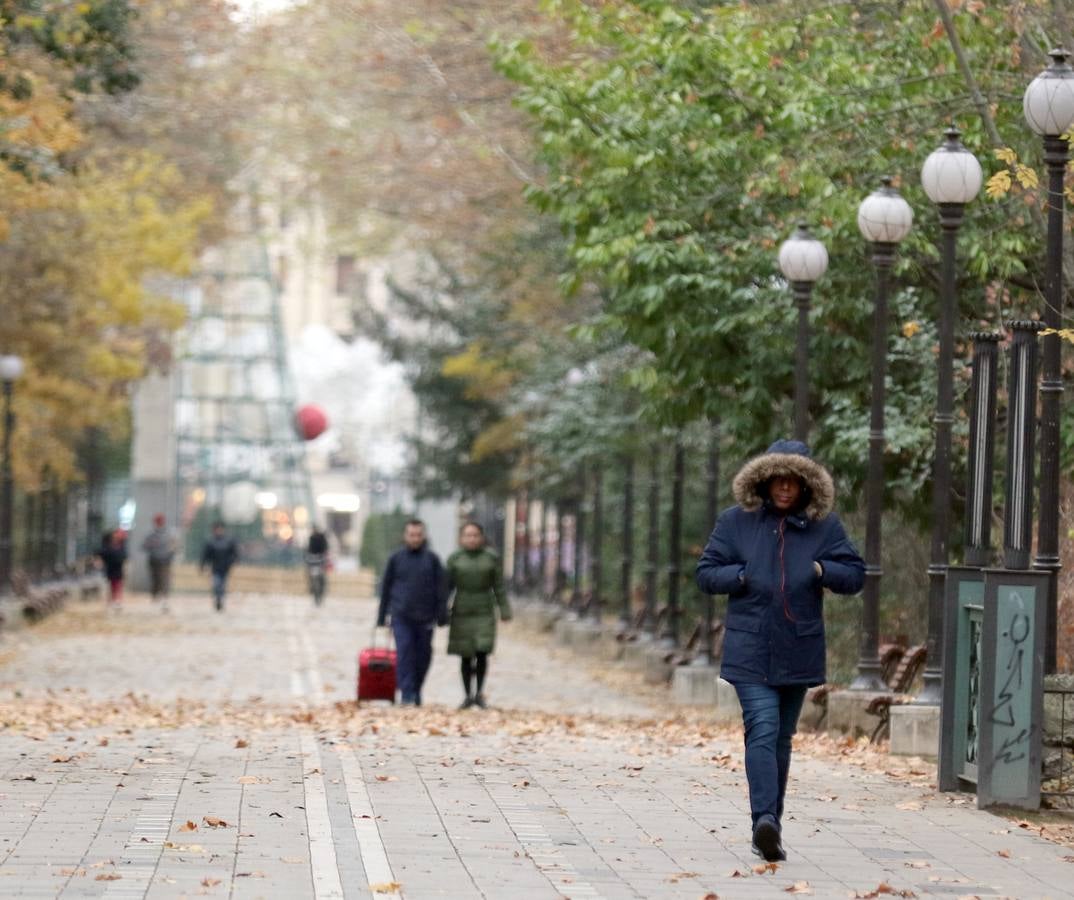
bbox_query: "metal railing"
[1042,684,1074,806]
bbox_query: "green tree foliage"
[496,0,1061,524]
[359,510,411,576]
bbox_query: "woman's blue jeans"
[733,682,808,828]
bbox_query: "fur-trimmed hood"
[732,439,835,521]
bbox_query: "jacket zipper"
[778,517,796,622]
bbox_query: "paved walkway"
[0,592,1071,898]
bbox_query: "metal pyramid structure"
[173,210,314,565]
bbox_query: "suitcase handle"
[370,625,395,650]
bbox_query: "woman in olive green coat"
[446,522,512,708]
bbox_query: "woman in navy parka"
[696,439,864,862]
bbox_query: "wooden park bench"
[862,643,928,742]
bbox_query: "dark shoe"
[459,696,475,710]
[473,693,488,709]
[751,815,785,862]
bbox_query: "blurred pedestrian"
[306,526,330,606]
[695,439,864,862]
[98,529,128,609]
[446,521,511,710]
[376,519,447,706]
[200,521,238,612]
[142,513,176,611]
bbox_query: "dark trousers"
[733,682,808,827]
[211,571,228,610]
[149,560,171,598]
[392,616,434,704]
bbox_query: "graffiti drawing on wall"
[988,599,1031,765]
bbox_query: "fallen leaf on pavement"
[997,849,1011,858]
[903,860,931,869]
[753,862,779,875]
[201,877,222,887]
[701,894,719,900]
[370,882,402,894]
[281,856,304,864]
[785,882,812,894]
[89,860,115,869]
[179,820,197,832]
[203,816,228,828]
[895,801,923,811]
[728,869,749,878]
[59,867,85,877]
[375,775,397,782]
[235,739,249,748]
[94,873,121,881]
[850,884,917,898]
[667,871,700,883]
[236,871,266,878]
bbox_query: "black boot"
[751,814,785,862]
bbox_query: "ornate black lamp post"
[778,224,829,441]
[917,126,982,705]
[1024,48,1074,673]
[0,355,24,595]
[851,178,914,691]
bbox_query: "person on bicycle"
[306,527,330,605]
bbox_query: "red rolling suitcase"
[357,629,396,704]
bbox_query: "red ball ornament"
[295,404,328,441]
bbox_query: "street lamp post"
[1024,48,1074,674]
[0,355,24,596]
[918,126,982,705]
[778,224,829,441]
[851,178,914,691]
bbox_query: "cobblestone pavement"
[0,592,1072,899]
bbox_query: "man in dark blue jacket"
[696,440,864,863]
[376,519,448,705]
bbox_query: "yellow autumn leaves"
[0,22,216,491]
[986,146,1045,200]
